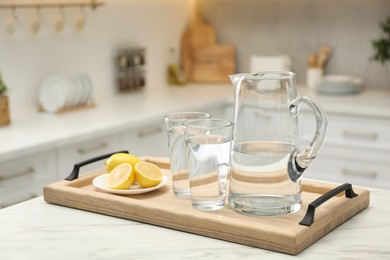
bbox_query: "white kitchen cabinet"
[204,104,228,120]
[305,145,390,189]
[222,103,234,122]
[299,111,390,189]
[299,112,390,150]
[56,134,123,180]
[0,151,56,208]
[122,121,168,157]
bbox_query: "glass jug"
[228,71,328,216]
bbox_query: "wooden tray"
[43,154,370,255]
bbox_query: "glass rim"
[164,112,211,121]
[183,118,233,130]
[233,70,295,80]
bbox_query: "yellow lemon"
[135,162,163,188]
[105,153,140,174]
[106,163,135,189]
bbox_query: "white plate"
[92,174,168,195]
[80,73,93,104]
[64,77,77,108]
[70,75,85,106]
[73,73,92,104]
[39,75,69,113]
[316,75,363,94]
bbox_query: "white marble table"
[0,185,389,259]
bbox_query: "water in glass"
[168,125,190,198]
[187,135,231,211]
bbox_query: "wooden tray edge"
[43,165,371,255]
[295,188,370,254]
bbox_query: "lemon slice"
[105,153,140,174]
[135,162,163,188]
[106,163,135,189]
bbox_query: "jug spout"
[229,74,244,88]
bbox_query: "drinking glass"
[164,112,211,199]
[184,119,233,211]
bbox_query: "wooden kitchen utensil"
[190,12,217,49]
[308,53,319,68]
[318,45,332,68]
[0,95,11,126]
[44,154,370,255]
[307,52,323,89]
[180,28,192,81]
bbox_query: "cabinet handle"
[0,167,35,182]
[343,130,378,141]
[77,143,108,154]
[0,193,37,208]
[342,168,377,179]
[137,127,163,138]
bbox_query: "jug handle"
[288,96,328,181]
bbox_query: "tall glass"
[165,112,211,199]
[184,119,233,211]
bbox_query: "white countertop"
[299,87,390,119]
[1,84,390,163]
[0,186,389,259]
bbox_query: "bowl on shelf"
[316,75,363,95]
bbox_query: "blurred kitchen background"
[197,0,390,87]
[1,0,389,111]
[0,0,193,111]
[1,0,390,208]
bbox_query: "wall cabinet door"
[299,111,390,188]
[205,104,228,120]
[122,121,168,157]
[299,111,390,150]
[305,145,390,189]
[223,104,234,122]
[0,151,56,208]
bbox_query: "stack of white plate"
[316,75,363,95]
[39,73,93,113]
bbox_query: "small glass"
[164,112,211,199]
[184,119,233,211]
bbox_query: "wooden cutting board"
[43,157,370,255]
[191,45,236,82]
[180,12,236,83]
[190,12,217,49]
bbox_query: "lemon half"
[106,163,135,189]
[135,162,163,188]
[105,153,140,174]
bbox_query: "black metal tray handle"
[299,183,358,226]
[65,150,129,181]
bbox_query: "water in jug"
[228,71,328,216]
